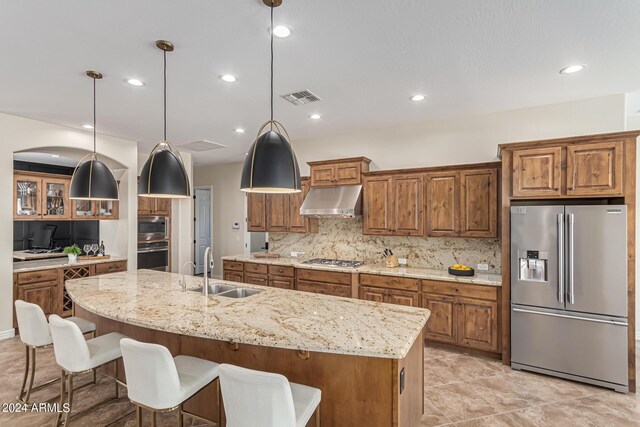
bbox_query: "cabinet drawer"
[223,260,244,272]
[223,271,243,283]
[244,273,268,287]
[244,262,268,275]
[269,276,295,289]
[422,280,498,301]
[268,265,294,277]
[296,279,351,298]
[296,268,351,285]
[95,261,127,275]
[16,269,59,285]
[359,274,419,292]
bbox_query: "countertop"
[222,254,502,287]
[66,269,431,359]
[13,256,127,273]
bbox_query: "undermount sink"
[217,288,262,299]
[189,283,237,294]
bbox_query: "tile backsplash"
[268,218,501,273]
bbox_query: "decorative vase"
[68,254,78,263]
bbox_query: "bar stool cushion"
[290,382,322,427]
[120,338,220,410]
[49,314,125,373]
[14,300,96,347]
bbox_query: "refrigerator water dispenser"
[518,250,548,282]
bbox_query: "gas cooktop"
[301,258,365,268]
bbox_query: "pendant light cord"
[93,76,97,154]
[164,49,167,142]
[270,4,274,130]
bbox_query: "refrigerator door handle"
[557,214,564,304]
[512,307,628,326]
[567,213,575,304]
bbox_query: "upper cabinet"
[501,132,637,199]
[425,166,498,238]
[246,177,318,234]
[138,196,171,216]
[363,173,424,236]
[309,157,371,187]
[14,173,72,220]
[15,174,43,219]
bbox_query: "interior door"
[194,189,212,275]
[565,205,627,317]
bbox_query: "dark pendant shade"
[241,130,301,193]
[138,147,191,198]
[70,158,119,200]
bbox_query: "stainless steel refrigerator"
[511,205,628,392]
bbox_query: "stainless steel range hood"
[300,185,362,218]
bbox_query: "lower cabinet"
[223,271,243,282]
[16,280,59,318]
[421,280,499,352]
[296,268,352,298]
[269,276,295,290]
[358,274,420,307]
[244,273,268,287]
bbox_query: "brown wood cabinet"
[421,280,499,352]
[308,157,371,187]
[426,167,498,238]
[138,196,172,216]
[363,173,424,236]
[295,268,352,298]
[246,177,318,234]
[566,140,624,196]
[222,260,244,282]
[511,146,562,197]
[358,274,419,307]
[14,172,76,220]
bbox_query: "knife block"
[385,255,399,268]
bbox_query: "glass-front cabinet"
[72,200,97,219]
[41,177,70,219]
[96,200,118,219]
[14,174,42,218]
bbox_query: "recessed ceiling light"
[234,128,245,133]
[220,74,238,83]
[309,114,321,120]
[273,25,292,38]
[126,78,145,86]
[559,64,586,74]
[409,94,426,102]
[51,154,61,158]
[82,124,94,129]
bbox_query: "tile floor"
[0,336,638,426]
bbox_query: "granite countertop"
[222,254,502,287]
[13,256,128,273]
[66,269,430,359]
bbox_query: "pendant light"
[240,0,301,193]
[138,40,191,199]
[70,71,119,201]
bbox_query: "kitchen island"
[67,269,430,426]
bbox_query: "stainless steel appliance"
[510,205,628,392]
[301,258,365,268]
[138,216,169,241]
[300,185,362,218]
[137,240,169,271]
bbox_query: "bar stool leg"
[114,360,119,398]
[136,405,142,427]
[178,404,184,427]
[55,370,66,426]
[151,410,157,427]
[62,373,74,427]
[17,346,30,402]
[315,405,321,427]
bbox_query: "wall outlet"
[398,258,408,266]
[232,221,240,230]
[477,263,489,271]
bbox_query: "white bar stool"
[49,314,128,427]
[14,300,97,404]
[219,364,321,427]
[120,338,221,427]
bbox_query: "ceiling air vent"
[281,89,322,106]
[179,140,227,152]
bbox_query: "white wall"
[193,162,246,278]
[1,113,138,335]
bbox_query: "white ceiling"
[1,0,640,165]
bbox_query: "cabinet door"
[422,293,456,344]
[296,279,351,297]
[288,178,309,233]
[266,194,289,232]
[566,141,624,196]
[335,162,361,185]
[14,175,42,219]
[363,176,393,235]
[269,276,295,289]
[17,281,59,317]
[73,200,97,219]
[460,169,497,238]
[247,193,266,232]
[310,165,336,187]
[42,177,71,219]
[95,200,119,220]
[392,174,423,236]
[154,198,172,216]
[512,147,562,197]
[387,289,419,307]
[223,271,243,283]
[426,172,459,236]
[359,285,386,303]
[244,273,268,287]
[456,297,498,351]
[138,196,154,215]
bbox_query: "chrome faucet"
[203,247,214,297]
[179,261,196,292]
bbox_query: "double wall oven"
[138,216,169,271]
